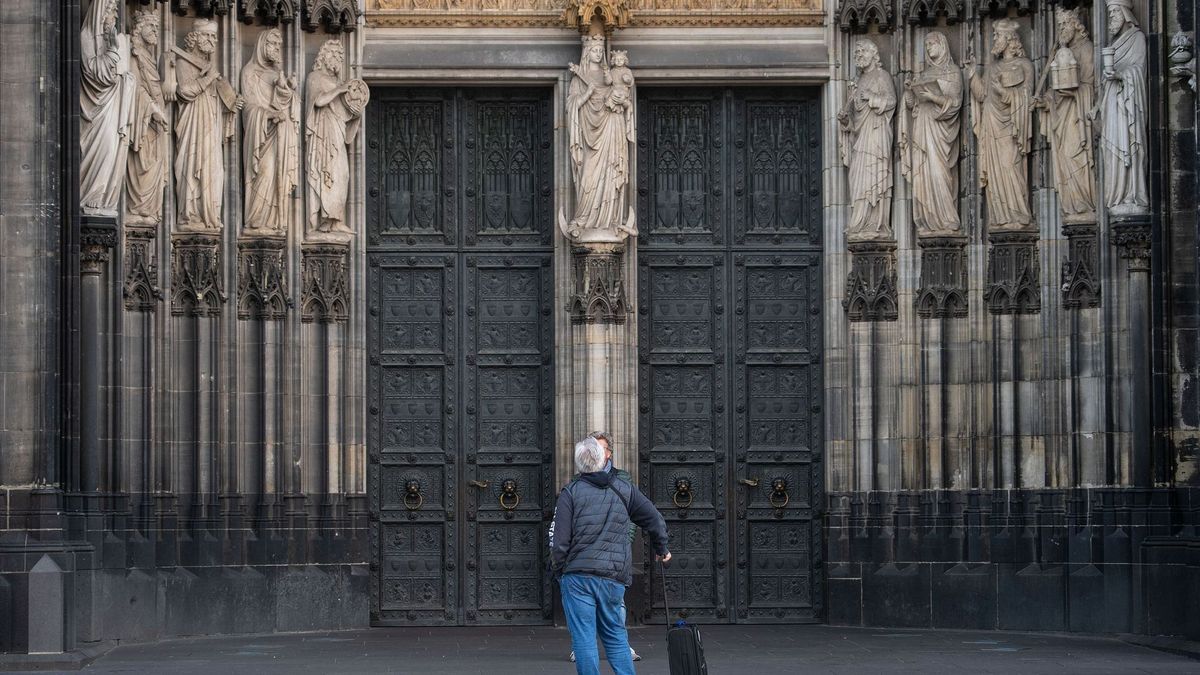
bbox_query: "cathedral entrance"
[637,87,825,623]
[366,88,555,626]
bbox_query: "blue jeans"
[560,573,635,675]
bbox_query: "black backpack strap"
[659,558,671,628]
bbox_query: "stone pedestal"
[568,244,628,325]
[1061,223,1101,310]
[985,230,1040,315]
[171,233,225,317]
[916,236,968,319]
[123,226,161,312]
[301,243,350,324]
[844,240,898,322]
[237,237,290,321]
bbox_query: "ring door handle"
[499,479,520,510]
[672,478,694,509]
[403,480,424,511]
[769,478,789,509]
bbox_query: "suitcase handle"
[658,558,672,629]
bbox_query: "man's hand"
[656,552,672,563]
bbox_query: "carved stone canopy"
[172,0,233,16]
[564,0,631,34]
[976,0,1033,18]
[241,0,298,25]
[838,0,895,33]
[904,0,964,25]
[304,0,359,33]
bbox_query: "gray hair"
[574,437,605,474]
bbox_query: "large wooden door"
[366,89,555,626]
[637,87,824,624]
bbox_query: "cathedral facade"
[1,0,1198,655]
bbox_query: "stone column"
[1114,221,1153,487]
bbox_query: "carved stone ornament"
[80,216,119,276]
[1060,224,1100,309]
[915,237,968,319]
[171,233,226,317]
[904,0,963,25]
[303,0,359,33]
[301,244,350,323]
[1169,32,1196,93]
[123,227,163,312]
[240,0,298,25]
[838,0,894,33]
[840,39,896,243]
[559,36,637,247]
[1112,221,1151,272]
[172,0,233,17]
[569,245,629,325]
[81,0,134,218]
[984,231,1040,315]
[1099,0,1150,220]
[843,241,898,322]
[237,239,291,320]
[366,0,824,29]
[564,0,630,34]
[976,0,1032,18]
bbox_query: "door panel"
[638,88,823,624]
[368,89,553,627]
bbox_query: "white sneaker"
[630,648,642,661]
[569,650,575,662]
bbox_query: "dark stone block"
[931,563,995,630]
[826,572,862,626]
[862,563,930,628]
[1066,564,1106,633]
[996,563,1065,632]
[272,565,369,632]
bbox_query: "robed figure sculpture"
[80,0,133,217]
[305,40,369,241]
[165,18,242,232]
[242,28,299,235]
[902,31,963,237]
[125,9,169,227]
[968,19,1035,231]
[559,35,638,244]
[839,39,896,242]
[1098,0,1150,218]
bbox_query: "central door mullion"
[455,89,468,627]
[722,87,738,625]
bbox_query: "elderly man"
[568,432,641,664]
[550,437,671,675]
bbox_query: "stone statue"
[558,35,637,245]
[80,0,133,218]
[124,9,169,227]
[242,28,299,236]
[1035,8,1097,224]
[838,39,896,242]
[305,40,369,241]
[901,31,962,237]
[1097,0,1149,219]
[967,19,1035,231]
[164,18,243,232]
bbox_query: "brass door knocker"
[403,479,424,511]
[672,477,694,509]
[769,477,789,509]
[499,479,520,510]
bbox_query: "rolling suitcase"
[660,560,708,675]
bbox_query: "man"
[569,432,641,663]
[550,437,671,675]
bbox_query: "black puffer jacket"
[548,470,669,586]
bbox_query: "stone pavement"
[70,625,1199,674]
